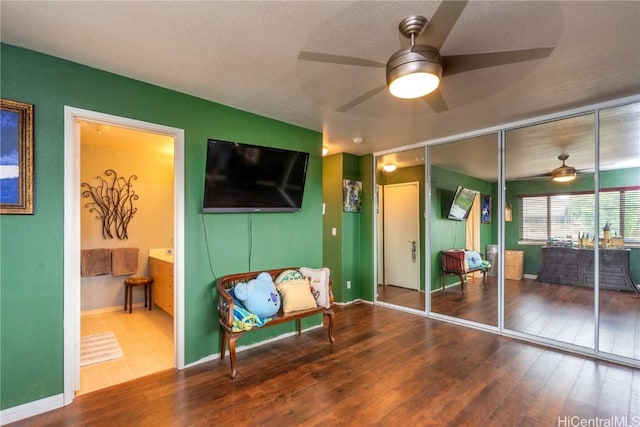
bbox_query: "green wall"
[321,153,374,302]
[357,154,375,302]
[322,154,344,301]
[0,44,323,409]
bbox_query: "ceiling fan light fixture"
[386,45,442,99]
[388,72,440,99]
[551,167,576,182]
[551,154,577,182]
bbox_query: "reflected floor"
[379,277,640,359]
[505,278,640,359]
[431,277,499,326]
[377,284,425,311]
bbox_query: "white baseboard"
[431,281,462,292]
[0,394,64,426]
[332,299,369,305]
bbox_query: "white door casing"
[63,107,185,405]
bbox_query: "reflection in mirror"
[375,147,426,311]
[597,102,640,360]
[429,133,498,326]
[505,113,596,348]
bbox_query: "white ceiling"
[2,1,639,176]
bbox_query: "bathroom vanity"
[149,249,174,316]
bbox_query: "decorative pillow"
[275,269,303,284]
[234,272,281,318]
[465,250,483,270]
[299,267,331,308]
[275,278,317,313]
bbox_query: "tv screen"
[203,139,309,213]
[447,185,479,221]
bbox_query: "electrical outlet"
[346,280,351,289]
[332,227,337,236]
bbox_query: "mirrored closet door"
[375,147,426,311]
[428,133,499,327]
[596,102,640,361]
[504,113,596,349]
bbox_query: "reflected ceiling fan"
[515,154,599,182]
[298,0,554,113]
[550,154,578,182]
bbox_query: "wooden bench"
[216,267,335,379]
[441,249,489,294]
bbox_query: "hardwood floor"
[9,303,639,426]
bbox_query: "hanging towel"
[81,249,112,277]
[111,248,139,276]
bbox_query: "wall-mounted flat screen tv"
[446,185,479,221]
[203,139,309,213]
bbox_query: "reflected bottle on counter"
[603,222,611,244]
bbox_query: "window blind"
[520,187,640,243]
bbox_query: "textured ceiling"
[2,1,639,178]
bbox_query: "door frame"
[63,106,185,404]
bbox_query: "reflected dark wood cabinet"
[537,247,639,293]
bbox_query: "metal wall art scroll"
[81,169,138,239]
[0,99,34,214]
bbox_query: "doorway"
[78,122,174,394]
[63,107,185,404]
[375,146,426,312]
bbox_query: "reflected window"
[520,188,640,243]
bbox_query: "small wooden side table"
[124,277,154,313]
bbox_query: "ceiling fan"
[513,154,599,182]
[551,154,577,182]
[298,0,554,113]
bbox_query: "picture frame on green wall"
[343,179,362,212]
[1,98,34,214]
[481,194,491,224]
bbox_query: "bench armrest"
[442,249,467,274]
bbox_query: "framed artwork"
[481,194,491,224]
[1,99,34,214]
[343,179,362,213]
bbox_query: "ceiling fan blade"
[508,173,551,181]
[442,47,554,77]
[298,51,386,68]
[421,0,469,49]
[337,85,387,112]
[423,90,448,113]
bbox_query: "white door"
[383,182,420,290]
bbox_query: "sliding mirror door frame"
[371,94,640,368]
